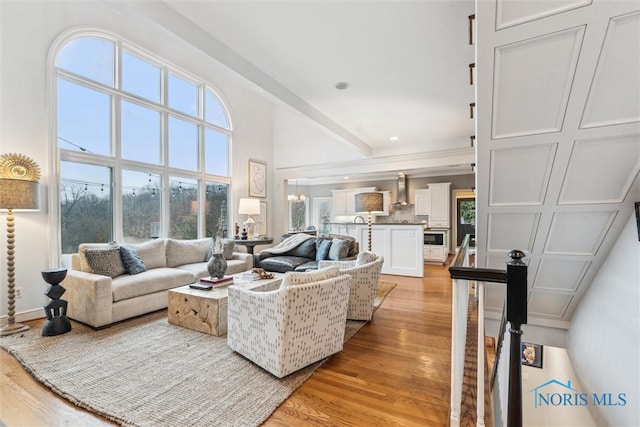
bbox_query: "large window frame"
[52,31,232,257]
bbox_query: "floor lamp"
[0,153,41,336]
[355,192,384,251]
[238,197,261,239]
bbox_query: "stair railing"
[448,235,527,427]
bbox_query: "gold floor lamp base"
[2,208,31,336]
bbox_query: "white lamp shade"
[238,198,260,215]
[355,192,384,213]
[0,179,40,211]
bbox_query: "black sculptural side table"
[41,268,72,336]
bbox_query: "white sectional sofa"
[62,238,253,328]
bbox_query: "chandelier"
[287,179,306,202]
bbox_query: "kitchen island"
[354,223,424,277]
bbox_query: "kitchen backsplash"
[376,205,428,224]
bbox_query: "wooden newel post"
[506,249,527,427]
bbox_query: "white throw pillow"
[280,265,339,289]
[125,239,166,269]
[166,238,210,267]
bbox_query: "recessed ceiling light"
[390,136,399,141]
[334,82,350,90]
[343,176,349,179]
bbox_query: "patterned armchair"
[227,267,351,378]
[318,251,384,321]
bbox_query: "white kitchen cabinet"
[423,245,447,264]
[414,189,431,216]
[331,187,376,216]
[427,183,451,228]
[355,224,424,277]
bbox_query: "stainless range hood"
[391,173,414,206]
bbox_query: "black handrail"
[449,234,506,284]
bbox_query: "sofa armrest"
[229,252,254,270]
[61,269,113,328]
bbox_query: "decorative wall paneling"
[476,1,640,324]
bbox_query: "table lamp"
[355,192,384,251]
[0,153,41,336]
[238,197,260,239]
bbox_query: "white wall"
[0,1,276,319]
[567,214,640,426]
[522,346,596,426]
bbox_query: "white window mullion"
[112,94,124,242]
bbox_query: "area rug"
[1,281,396,427]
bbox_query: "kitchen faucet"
[353,215,365,223]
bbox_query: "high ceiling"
[164,0,476,162]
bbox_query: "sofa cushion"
[259,256,311,273]
[124,239,166,269]
[315,238,332,261]
[286,238,317,259]
[328,238,350,261]
[119,246,146,275]
[175,257,249,280]
[294,261,319,272]
[222,238,235,260]
[166,238,210,268]
[111,267,194,302]
[280,265,339,288]
[84,246,126,278]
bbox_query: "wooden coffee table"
[167,272,283,336]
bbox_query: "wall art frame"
[521,342,543,369]
[248,159,267,198]
[635,201,640,241]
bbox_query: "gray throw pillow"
[119,246,146,275]
[315,238,332,261]
[328,238,350,261]
[84,247,126,278]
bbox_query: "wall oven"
[424,232,444,246]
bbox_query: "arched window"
[55,34,232,254]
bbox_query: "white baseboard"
[0,307,45,326]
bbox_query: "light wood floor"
[0,262,453,427]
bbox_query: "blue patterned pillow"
[119,246,146,275]
[315,239,332,261]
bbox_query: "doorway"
[456,197,476,246]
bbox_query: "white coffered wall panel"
[476,0,640,328]
[491,26,584,139]
[533,259,591,292]
[558,135,640,204]
[544,210,617,255]
[495,0,591,30]
[489,143,557,205]
[487,212,540,252]
[528,291,573,318]
[580,12,640,129]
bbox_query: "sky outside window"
[121,100,161,164]
[56,37,114,87]
[122,50,161,103]
[57,78,111,155]
[168,73,198,117]
[168,116,198,171]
